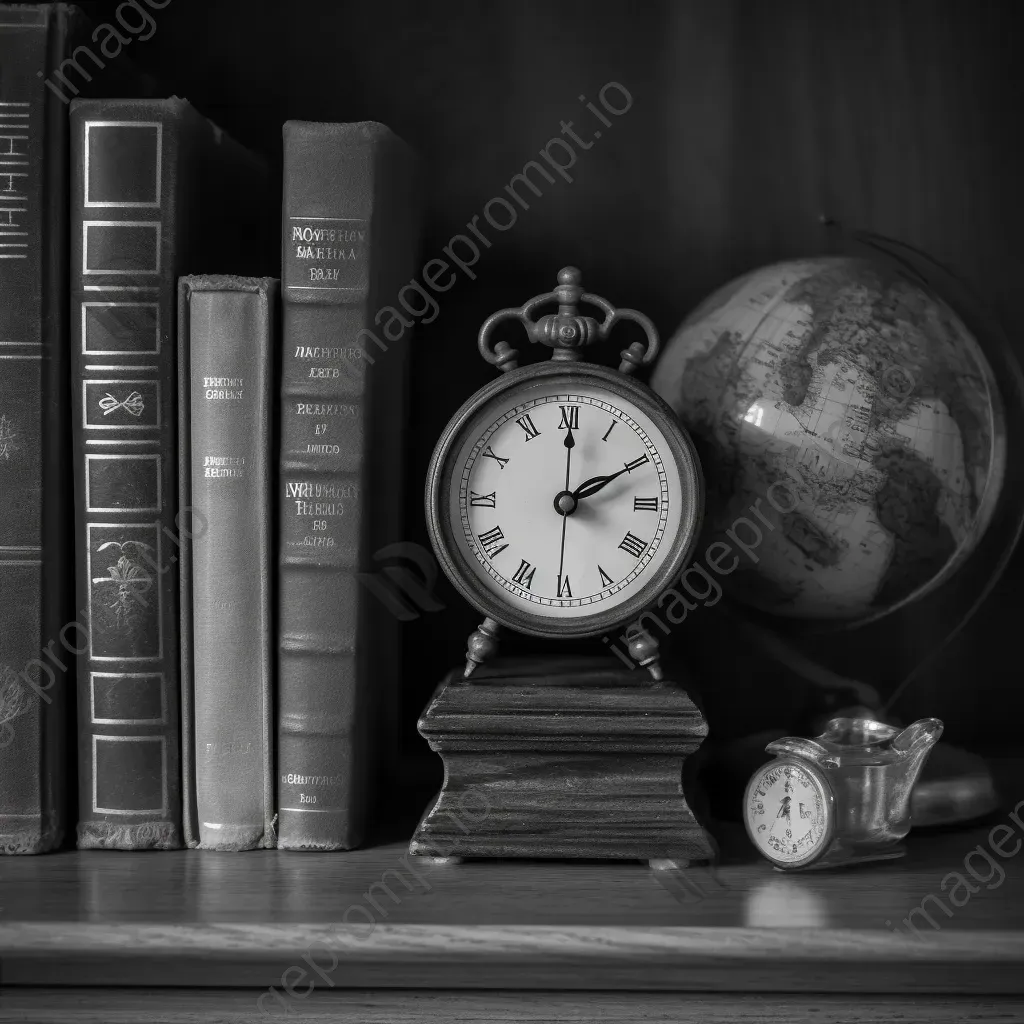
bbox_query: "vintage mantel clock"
[409,268,713,864]
[425,266,703,679]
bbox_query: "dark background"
[80,0,1024,753]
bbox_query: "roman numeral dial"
[558,405,579,430]
[619,531,648,558]
[512,559,536,589]
[454,386,679,619]
[478,525,508,559]
[515,413,540,440]
[481,446,509,469]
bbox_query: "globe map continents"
[651,257,1005,623]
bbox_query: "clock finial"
[478,268,661,375]
[555,266,584,311]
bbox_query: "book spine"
[180,276,277,851]
[70,103,183,850]
[278,121,417,850]
[0,5,71,855]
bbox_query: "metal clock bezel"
[743,756,836,870]
[425,360,704,640]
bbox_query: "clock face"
[434,369,700,634]
[744,759,833,868]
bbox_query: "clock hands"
[553,423,579,517]
[555,425,574,591]
[572,453,647,501]
[572,466,629,502]
[553,436,650,516]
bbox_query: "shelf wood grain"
[3,989,1024,1024]
[2,821,1024,992]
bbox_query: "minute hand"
[573,465,632,501]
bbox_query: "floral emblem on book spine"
[0,414,18,461]
[0,663,32,727]
[99,391,145,418]
[93,541,154,633]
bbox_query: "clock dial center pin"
[553,490,578,516]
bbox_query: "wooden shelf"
[3,990,1024,1024]
[2,820,1024,995]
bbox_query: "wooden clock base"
[409,656,713,863]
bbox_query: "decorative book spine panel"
[70,104,182,850]
[278,121,418,850]
[0,6,72,855]
[180,277,276,851]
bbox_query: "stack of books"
[0,4,420,854]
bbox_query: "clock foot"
[627,628,663,682]
[409,853,464,865]
[648,856,708,870]
[464,617,501,678]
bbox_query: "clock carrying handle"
[478,266,660,376]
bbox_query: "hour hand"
[573,466,629,501]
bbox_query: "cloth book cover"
[178,275,278,851]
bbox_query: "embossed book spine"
[178,276,277,851]
[279,121,419,850]
[0,3,154,855]
[70,98,270,850]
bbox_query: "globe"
[651,257,1006,624]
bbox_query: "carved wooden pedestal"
[409,657,713,863]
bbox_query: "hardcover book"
[178,276,278,851]
[0,3,153,855]
[278,121,420,849]
[70,98,270,850]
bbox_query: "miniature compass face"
[428,363,703,639]
[744,758,834,869]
